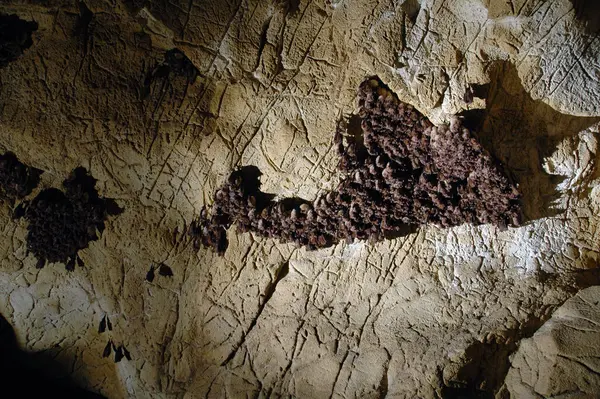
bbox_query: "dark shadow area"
[470,83,490,100]
[444,265,600,398]
[276,0,301,14]
[444,316,547,399]
[463,83,490,105]
[572,267,600,289]
[139,47,208,157]
[465,61,600,222]
[164,48,199,81]
[456,109,486,132]
[15,167,123,271]
[75,1,94,37]
[0,14,38,69]
[444,340,517,398]
[571,0,600,33]
[541,265,600,295]
[74,0,94,60]
[401,0,421,23]
[0,313,104,398]
[141,48,200,100]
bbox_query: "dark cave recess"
[0,13,37,68]
[0,313,104,398]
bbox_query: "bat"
[98,315,106,333]
[123,346,131,361]
[114,345,124,363]
[12,202,27,219]
[146,265,155,282]
[158,264,173,277]
[102,340,112,358]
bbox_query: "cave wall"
[0,0,599,397]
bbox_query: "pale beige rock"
[0,0,599,398]
[502,286,600,398]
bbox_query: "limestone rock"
[0,0,599,398]
[503,286,600,398]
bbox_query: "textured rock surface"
[503,286,600,398]
[0,152,42,203]
[0,0,599,397]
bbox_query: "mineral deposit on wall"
[1,0,600,397]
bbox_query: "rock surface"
[503,286,600,398]
[0,0,599,397]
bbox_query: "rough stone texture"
[0,0,599,398]
[502,286,600,398]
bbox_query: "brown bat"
[158,264,173,277]
[146,265,155,282]
[102,340,112,358]
[98,315,106,333]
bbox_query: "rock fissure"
[222,260,290,366]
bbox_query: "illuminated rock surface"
[0,0,599,397]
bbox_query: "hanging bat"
[158,264,173,277]
[123,346,132,361]
[98,315,106,333]
[146,265,155,282]
[102,339,112,358]
[114,344,124,363]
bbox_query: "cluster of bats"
[190,77,521,255]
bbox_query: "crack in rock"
[221,260,289,366]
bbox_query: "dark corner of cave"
[0,13,38,69]
[0,312,104,398]
[189,76,523,255]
